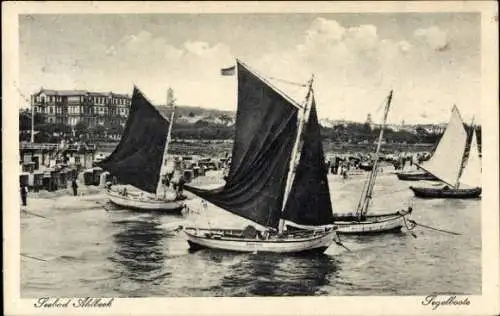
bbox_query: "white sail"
[459,129,481,188]
[419,105,467,187]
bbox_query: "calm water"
[21,170,481,297]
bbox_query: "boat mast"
[356,90,393,216]
[456,116,475,189]
[278,76,314,233]
[155,87,176,197]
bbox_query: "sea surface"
[21,168,481,297]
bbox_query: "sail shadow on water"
[214,253,341,296]
[108,218,172,296]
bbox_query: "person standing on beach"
[20,184,28,206]
[71,178,78,196]
[176,174,186,199]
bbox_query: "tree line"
[19,109,481,146]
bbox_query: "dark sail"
[96,87,169,194]
[185,61,299,229]
[282,96,335,226]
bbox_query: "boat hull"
[358,164,373,171]
[409,186,481,199]
[396,172,438,181]
[107,190,185,213]
[183,227,336,254]
[334,212,408,235]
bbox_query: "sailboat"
[182,59,341,254]
[409,105,481,199]
[97,87,186,212]
[396,137,439,181]
[395,154,438,181]
[334,91,414,234]
[396,170,438,181]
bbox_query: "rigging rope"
[373,95,389,120]
[267,76,308,88]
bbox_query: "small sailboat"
[396,171,438,181]
[334,91,413,234]
[97,87,185,212]
[410,105,481,199]
[396,147,438,181]
[182,59,341,254]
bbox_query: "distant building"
[30,88,131,128]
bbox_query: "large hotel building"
[30,89,132,128]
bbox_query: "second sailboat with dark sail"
[97,87,185,212]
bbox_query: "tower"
[366,113,374,130]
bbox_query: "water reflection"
[217,252,340,296]
[110,216,169,284]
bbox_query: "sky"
[19,12,481,124]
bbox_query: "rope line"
[22,209,54,221]
[21,253,47,262]
[334,233,351,251]
[408,220,461,235]
[403,215,418,238]
[267,76,308,87]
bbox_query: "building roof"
[34,89,130,98]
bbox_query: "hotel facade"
[30,89,132,128]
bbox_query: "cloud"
[251,18,416,110]
[19,16,478,123]
[414,26,450,51]
[248,17,476,123]
[183,41,230,58]
[282,18,413,79]
[105,46,117,56]
[115,31,184,62]
[91,33,236,108]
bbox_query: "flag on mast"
[221,65,236,76]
